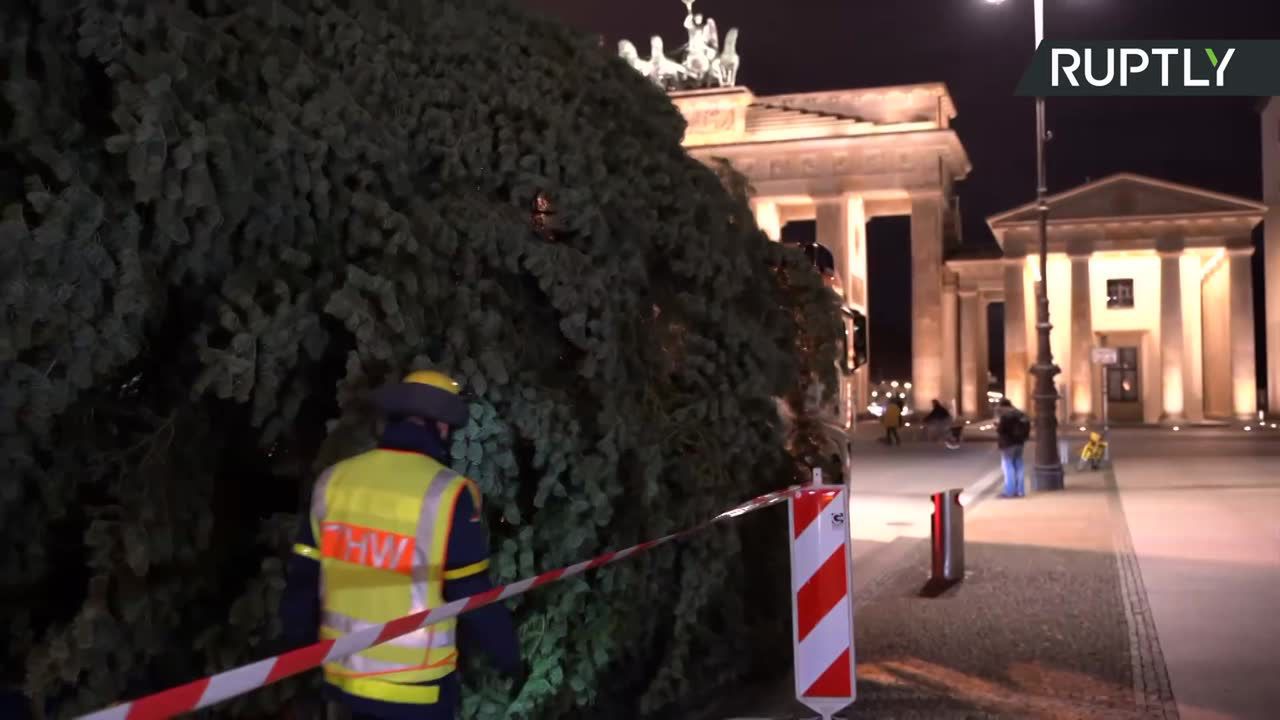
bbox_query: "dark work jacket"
[997,410,1030,450]
[924,406,951,424]
[279,421,520,720]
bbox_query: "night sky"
[521,0,1279,387]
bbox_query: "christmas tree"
[0,0,843,717]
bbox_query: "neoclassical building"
[948,174,1267,423]
[662,82,1268,425]
[670,84,971,421]
[626,3,974,426]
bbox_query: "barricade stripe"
[803,647,852,697]
[78,484,806,720]
[795,545,847,641]
[266,640,335,684]
[499,577,538,599]
[792,490,839,539]
[795,594,851,692]
[586,551,617,569]
[197,658,276,710]
[375,612,428,646]
[790,516,840,592]
[125,679,211,720]
[531,568,566,588]
[463,587,504,611]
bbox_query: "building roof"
[987,172,1267,229]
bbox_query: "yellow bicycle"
[1077,431,1108,471]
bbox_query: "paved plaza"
[710,426,1280,720]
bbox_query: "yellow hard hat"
[401,370,462,395]
[372,369,469,426]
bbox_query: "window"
[1106,279,1134,309]
[1106,347,1140,402]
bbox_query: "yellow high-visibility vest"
[304,448,483,705]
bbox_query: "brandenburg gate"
[672,85,972,414]
[621,1,972,416]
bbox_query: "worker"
[281,370,522,720]
[881,396,903,446]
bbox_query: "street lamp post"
[989,0,1064,490]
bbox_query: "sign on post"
[1091,347,1118,365]
[788,483,856,720]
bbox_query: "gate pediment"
[989,173,1266,226]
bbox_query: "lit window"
[1106,279,1134,309]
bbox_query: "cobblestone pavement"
[709,443,1177,720]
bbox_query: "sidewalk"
[1108,429,1280,720]
[712,447,1176,719]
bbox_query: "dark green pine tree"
[0,0,844,717]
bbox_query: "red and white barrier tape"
[78,484,804,720]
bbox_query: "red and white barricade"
[76,476,866,720]
[76,485,804,720]
[787,472,856,720]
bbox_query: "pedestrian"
[882,396,902,446]
[923,399,952,442]
[281,370,523,720]
[995,398,1031,498]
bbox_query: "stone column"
[1180,254,1205,421]
[1266,204,1280,415]
[815,196,852,425]
[815,197,850,293]
[753,200,782,241]
[1159,247,1185,420]
[1003,256,1029,410]
[910,195,945,414]
[1229,246,1258,419]
[941,273,959,413]
[959,289,982,417]
[977,293,991,411]
[1068,250,1093,420]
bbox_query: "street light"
[984,0,1064,491]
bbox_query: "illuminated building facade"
[950,174,1266,423]
[671,84,971,421]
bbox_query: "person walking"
[922,399,952,442]
[995,398,1031,498]
[281,370,522,720]
[882,396,903,446]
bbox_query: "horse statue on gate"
[711,28,739,86]
[615,0,742,91]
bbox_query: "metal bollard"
[930,488,965,583]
